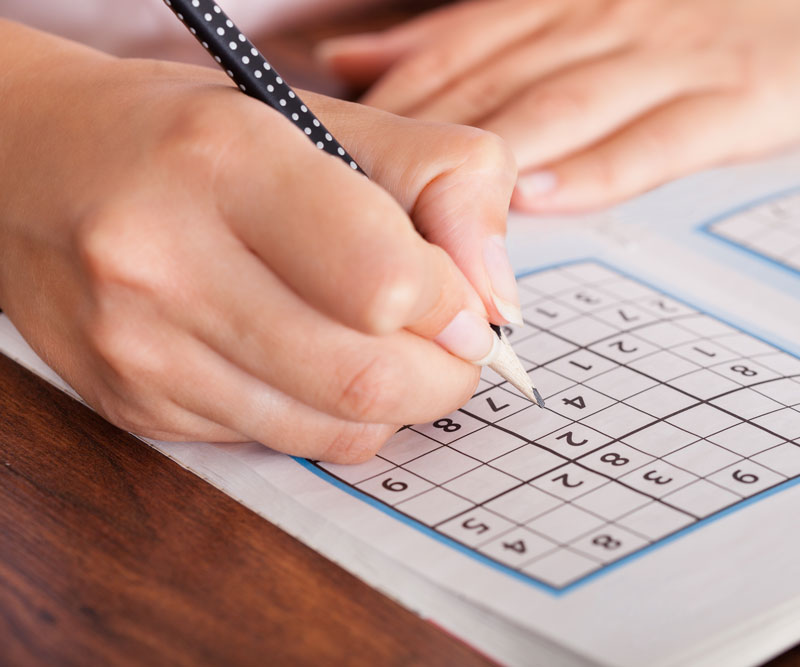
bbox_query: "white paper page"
[3,155,800,667]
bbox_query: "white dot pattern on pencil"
[163,0,365,175]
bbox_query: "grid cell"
[522,549,600,588]
[706,460,786,497]
[584,366,658,400]
[396,487,473,525]
[617,502,694,540]
[490,444,567,481]
[626,384,699,419]
[666,404,740,438]
[628,351,701,382]
[710,387,784,420]
[569,524,649,563]
[535,424,612,460]
[527,504,606,543]
[546,350,618,383]
[623,421,699,457]
[571,483,651,521]
[753,443,800,477]
[479,528,558,568]
[464,386,532,423]
[752,407,800,440]
[707,422,785,458]
[664,440,742,477]
[619,460,698,499]
[663,480,740,518]
[444,465,520,503]
[484,484,563,523]
[437,507,516,547]
[413,410,486,445]
[530,463,609,501]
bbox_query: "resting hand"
[321,0,800,212]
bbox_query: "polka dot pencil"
[163,0,365,174]
[162,0,543,406]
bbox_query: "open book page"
[3,153,800,667]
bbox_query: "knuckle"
[87,320,169,387]
[334,352,402,421]
[356,259,421,334]
[76,209,132,288]
[154,101,234,175]
[463,128,516,174]
[92,393,147,436]
[96,397,176,441]
[320,422,396,464]
[77,208,187,301]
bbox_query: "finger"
[407,20,623,126]
[306,95,520,324]
[317,0,525,91]
[484,48,735,174]
[167,335,400,463]
[209,97,483,338]
[512,92,761,213]
[315,11,446,89]
[155,230,483,424]
[78,370,248,444]
[360,0,563,114]
[71,294,400,460]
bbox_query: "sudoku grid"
[707,191,800,274]
[309,261,800,591]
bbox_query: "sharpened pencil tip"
[533,387,545,409]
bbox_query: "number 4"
[502,539,526,554]
[562,395,586,409]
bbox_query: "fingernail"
[516,171,558,200]
[435,310,499,365]
[484,235,523,325]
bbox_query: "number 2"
[556,431,588,447]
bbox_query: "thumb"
[411,127,522,326]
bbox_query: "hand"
[320,0,800,212]
[0,21,517,462]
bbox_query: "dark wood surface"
[2,353,799,667]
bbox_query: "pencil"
[162,0,545,408]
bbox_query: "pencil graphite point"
[487,325,544,406]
